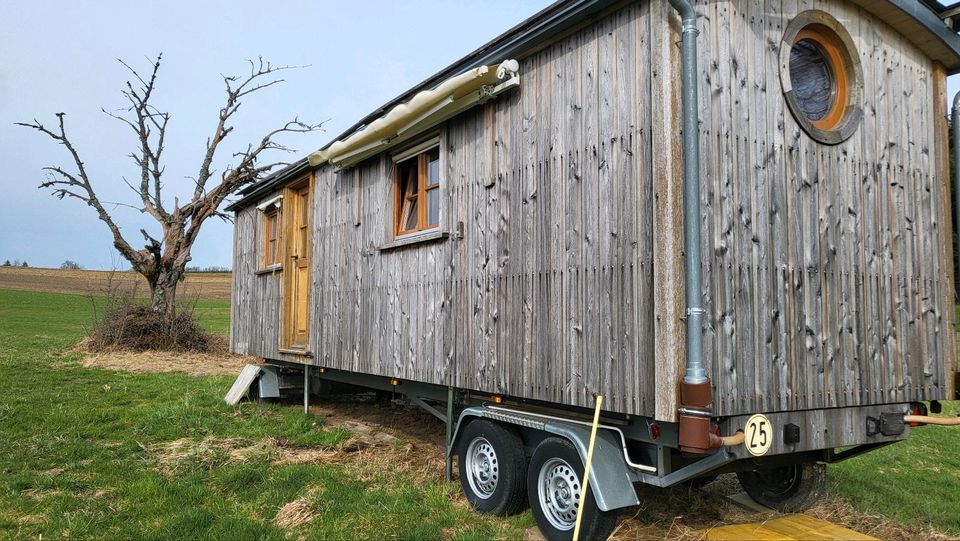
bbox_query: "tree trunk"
[149,269,181,320]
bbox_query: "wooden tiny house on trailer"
[228,0,960,538]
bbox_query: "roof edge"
[888,0,960,72]
[224,158,310,212]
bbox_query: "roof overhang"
[853,0,960,73]
[226,0,960,213]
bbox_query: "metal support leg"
[445,386,454,482]
[303,366,310,415]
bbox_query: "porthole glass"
[780,11,862,144]
[789,39,835,121]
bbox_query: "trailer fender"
[449,407,640,512]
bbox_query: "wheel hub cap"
[538,458,582,530]
[465,437,499,499]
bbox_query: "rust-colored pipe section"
[904,415,960,426]
[678,382,715,453]
[710,430,745,448]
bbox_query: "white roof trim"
[256,194,283,211]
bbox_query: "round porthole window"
[780,11,862,144]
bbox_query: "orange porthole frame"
[780,11,863,144]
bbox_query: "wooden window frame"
[259,200,283,271]
[779,10,863,145]
[393,143,441,238]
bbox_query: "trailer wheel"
[457,419,527,516]
[527,437,618,541]
[736,462,826,512]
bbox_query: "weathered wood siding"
[231,0,955,419]
[231,206,309,365]
[233,1,657,416]
[694,0,953,416]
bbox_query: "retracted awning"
[308,59,520,169]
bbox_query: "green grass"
[0,290,530,540]
[0,288,958,539]
[831,400,960,534]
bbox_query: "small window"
[260,201,283,269]
[394,145,441,236]
[790,38,834,122]
[780,11,862,144]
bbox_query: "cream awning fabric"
[308,59,520,168]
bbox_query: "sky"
[0,0,553,270]
[1,1,959,270]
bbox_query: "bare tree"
[19,54,321,319]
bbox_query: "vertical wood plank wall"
[694,0,952,416]
[232,0,954,418]
[234,1,657,416]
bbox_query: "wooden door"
[282,179,312,350]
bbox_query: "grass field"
[0,286,958,540]
[0,289,530,540]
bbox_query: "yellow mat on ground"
[706,514,879,540]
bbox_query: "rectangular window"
[262,205,282,269]
[394,145,440,236]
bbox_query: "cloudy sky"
[1,1,958,270]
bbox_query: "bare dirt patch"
[146,416,417,479]
[74,345,253,377]
[0,266,231,300]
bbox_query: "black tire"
[684,473,719,489]
[736,462,827,512]
[457,419,528,516]
[527,437,618,541]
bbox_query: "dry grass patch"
[20,487,64,502]
[73,341,254,376]
[604,474,954,541]
[274,496,317,530]
[146,418,421,479]
[15,514,46,527]
[148,436,277,475]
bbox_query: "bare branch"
[20,55,320,315]
[102,200,146,212]
[190,57,309,205]
[18,113,143,267]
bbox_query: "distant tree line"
[0,260,228,272]
[185,266,232,273]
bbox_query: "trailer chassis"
[249,362,919,515]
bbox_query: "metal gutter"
[669,0,706,388]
